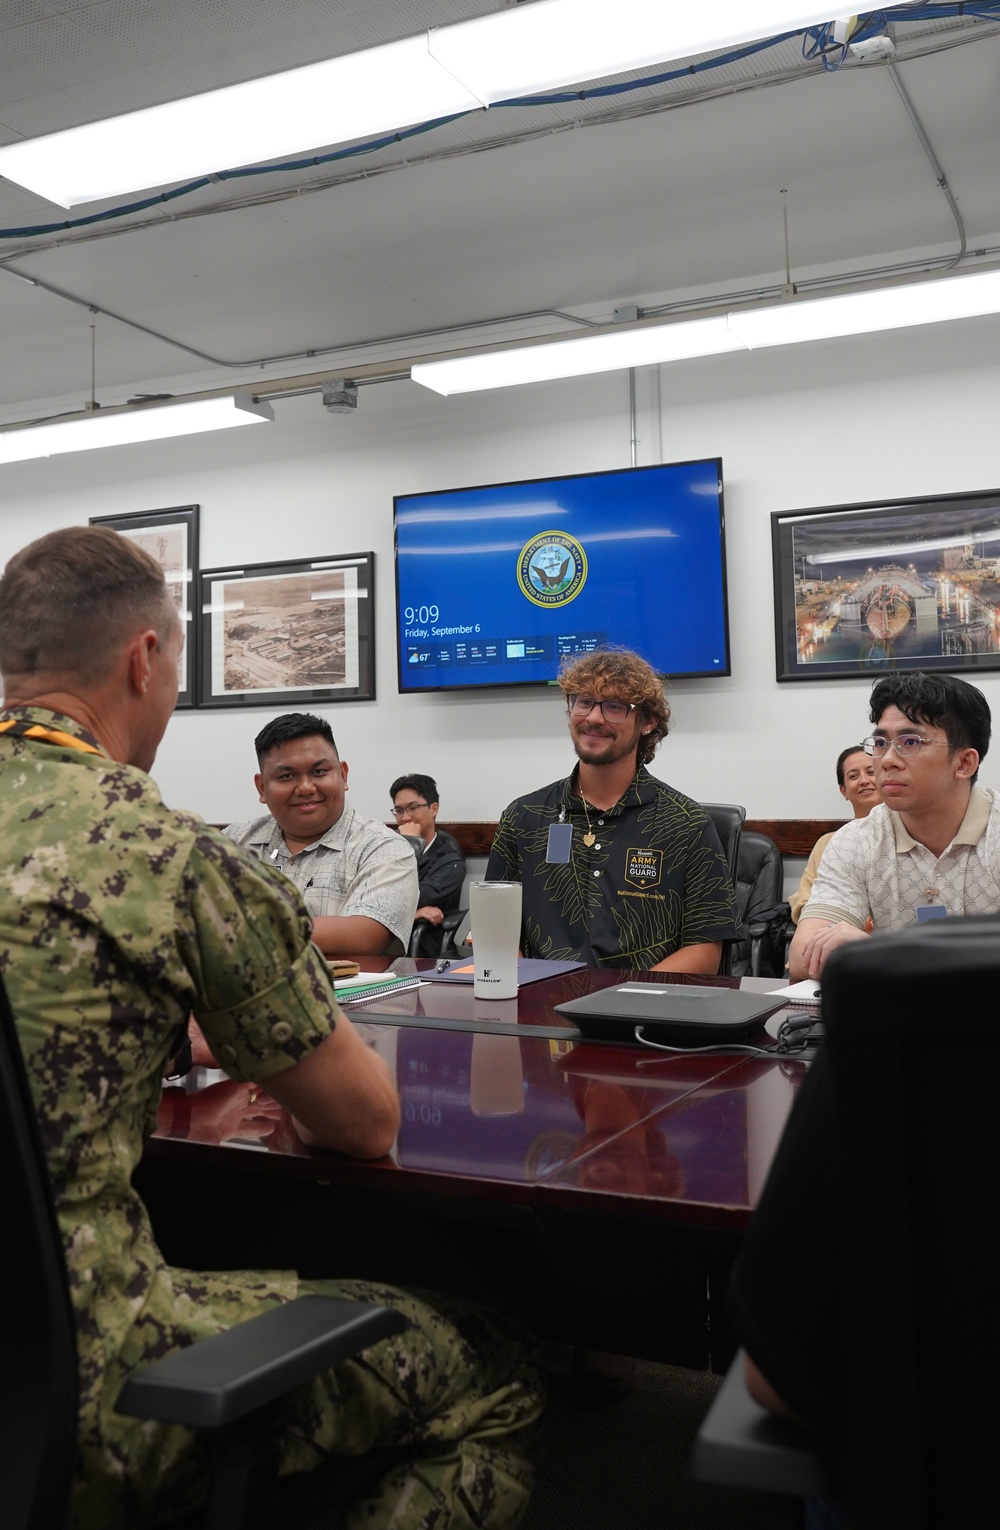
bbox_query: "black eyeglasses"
[567,694,637,724]
[392,801,430,817]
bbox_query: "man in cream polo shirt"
[791,672,999,980]
[226,712,417,957]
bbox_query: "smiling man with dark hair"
[790,670,1000,979]
[226,712,418,958]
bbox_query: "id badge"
[915,902,948,924]
[546,823,573,864]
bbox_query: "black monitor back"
[822,919,999,1530]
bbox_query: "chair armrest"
[116,1296,405,1429]
[748,914,794,978]
[408,919,432,957]
[691,1350,831,1497]
[439,908,466,933]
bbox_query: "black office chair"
[408,906,468,959]
[729,831,786,979]
[700,802,746,977]
[692,917,1000,1529]
[0,971,404,1530]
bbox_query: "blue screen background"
[394,458,729,691]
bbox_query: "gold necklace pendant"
[577,781,596,848]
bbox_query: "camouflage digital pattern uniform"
[0,706,543,1530]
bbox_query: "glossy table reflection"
[327,959,766,1038]
[139,970,805,1370]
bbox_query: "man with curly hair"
[485,649,742,971]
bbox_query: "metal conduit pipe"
[0,262,601,370]
[886,61,966,268]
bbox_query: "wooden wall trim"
[437,820,849,860]
[212,820,849,858]
[743,819,848,857]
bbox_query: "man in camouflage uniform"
[0,526,542,1530]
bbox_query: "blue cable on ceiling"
[1,3,997,242]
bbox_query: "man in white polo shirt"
[226,713,418,957]
[790,671,998,980]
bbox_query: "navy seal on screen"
[486,647,743,972]
[517,530,588,607]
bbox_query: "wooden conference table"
[139,963,807,1373]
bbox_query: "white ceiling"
[1,1,999,420]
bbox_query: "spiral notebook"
[334,973,423,1006]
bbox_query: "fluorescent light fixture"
[0,2,854,207]
[0,395,273,466]
[430,1,845,107]
[412,268,1000,394]
[726,269,1000,348]
[0,37,480,208]
[412,318,744,394]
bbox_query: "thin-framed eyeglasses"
[392,801,430,817]
[567,694,637,724]
[862,734,945,759]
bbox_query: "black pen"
[436,959,451,972]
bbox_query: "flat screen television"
[394,458,730,693]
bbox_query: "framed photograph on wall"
[90,504,199,707]
[198,552,375,708]
[772,488,1000,683]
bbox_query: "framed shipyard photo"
[197,552,375,708]
[772,488,1000,684]
[90,504,199,708]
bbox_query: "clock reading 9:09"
[404,606,439,623]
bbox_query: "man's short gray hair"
[0,525,175,686]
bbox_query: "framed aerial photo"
[198,552,375,708]
[772,488,1000,683]
[90,504,199,707]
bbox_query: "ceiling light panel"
[727,269,1000,348]
[411,268,1000,395]
[0,1,860,207]
[429,2,851,105]
[0,396,273,465]
[0,37,480,209]
[411,318,746,394]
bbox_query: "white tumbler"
[469,880,522,1000]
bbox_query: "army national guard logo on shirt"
[624,848,663,889]
[517,531,588,608]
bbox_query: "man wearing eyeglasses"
[485,649,743,972]
[790,671,997,980]
[390,773,466,953]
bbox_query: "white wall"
[3,313,999,826]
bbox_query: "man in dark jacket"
[391,773,466,952]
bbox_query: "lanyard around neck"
[0,716,106,759]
